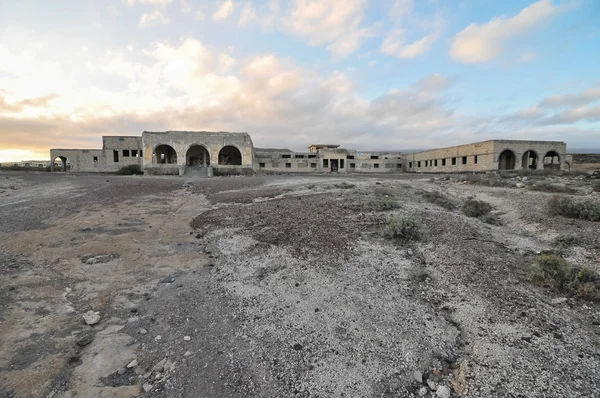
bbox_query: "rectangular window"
[474,155,478,164]
[371,155,379,159]
[311,163,317,168]
[93,156,98,162]
[295,155,305,158]
[409,162,413,168]
[323,159,329,167]
[113,150,119,162]
[374,163,379,168]
[123,149,130,157]
[259,162,265,168]
[139,150,143,157]
[285,163,291,168]
[397,163,402,168]
[340,159,345,169]
[350,163,356,168]
[418,161,421,167]
[452,157,457,165]
[347,155,355,159]
[462,156,467,165]
[442,159,446,166]
[131,149,138,157]
[434,159,438,167]
[308,154,316,158]
[282,154,291,158]
[425,160,429,167]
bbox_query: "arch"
[543,150,560,170]
[153,144,177,164]
[522,149,538,170]
[218,145,242,165]
[53,156,68,172]
[186,145,210,167]
[498,149,516,170]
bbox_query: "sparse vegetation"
[420,190,456,210]
[547,195,600,221]
[530,182,576,194]
[384,215,421,242]
[480,213,502,225]
[116,164,144,175]
[461,199,492,218]
[592,181,600,192]
[528,253,599,300]
[334,182,355,189]
[367,196,398,211]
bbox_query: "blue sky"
[0,0,599,161]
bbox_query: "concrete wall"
[50,149,109,172]
[254,149,318,173]
[406,140,568,172]
[345,150,404,173]
[142,131,254,175]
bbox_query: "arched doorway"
[522,150,538,170]
[53,156,68,171]
[498,149,516,170]
[186,145,210,167]
[543,151,560,170]
[218,146,242,165]
[153,145,177,164]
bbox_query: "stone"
[153,358,167,372]
[143,383,153,393]
[155,335,162,340]
[117,368,127,375]
[139,328,148,335]
[83,311,100,325]
[413,370,423,384]
[184,351,193,357]
[436,385,451,398]
[126,359,138,368]
[551,297,568,305]
[418,387,428,397]
[184,336,191,341]
[516,183,526,188]
[427,380,437,391]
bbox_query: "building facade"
[49,132,569,175]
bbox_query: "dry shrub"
[367,196,398,211]
[461,199,492,218]
[530,182,576,194]
[528,254,599,300]
[384,215,421,242]
[420,190,456,211]
[547,195,600,221]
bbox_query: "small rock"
[155,335,162,341]
[139,328,147,335]
[436,385,451,398]
[516,183,525,188]
[184,336,191,341]
[83,311,100,325]
[413,370,423,384]
[126,359,138,368]
[117,368,127,375]
[143,383,153,393]
[427,380,437,391]
[76,332,94,347]
[551,297,568,305]
[184,351,193,357]
[153,358,167,372]
[419,387,428,397]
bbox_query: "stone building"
[50,132,569,175]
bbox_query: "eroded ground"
[0,171,599,398]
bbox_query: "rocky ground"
[0,170,599,398]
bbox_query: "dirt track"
[0,171,599,398]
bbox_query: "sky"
[0,0,599,162]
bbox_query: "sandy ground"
[0,170,599,398]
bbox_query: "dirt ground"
[0,170,599,398]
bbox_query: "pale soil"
[0,171,599,398]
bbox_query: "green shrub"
[547,195,600,221]
[461,199,492,218]
[528,254,599,300]
[420,190,456,210]
[367,196,398,211]
[384,215,421,242]
[116,164,144,175]
[530,182,576,194]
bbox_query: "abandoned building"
[49,131,570,175]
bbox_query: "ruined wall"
[142,131,254,175]
[492,140,567,171]
[345,150,404,173]
[406,141,494,173]
[254,150,318,173]
[50,149,108,172]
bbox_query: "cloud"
[139,10,170,27]
[450,0,568,64]
[0,94,59,113]
[517,52,536,62]
[282,0,373,57]
[415,73,454,91]
[125,0,174,5]
[539,86,600,108]
[239,2,257,27]
[213,0,236,21]
[380,29,439,58]
[389,0,414,21]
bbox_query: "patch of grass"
[384,215,421,242]
[547,195,600,221]
[528,254,599,300]
[461,199,492,218]
[367,196,399,211]
[420,190,456,210]
[553,233,580,248]
[530,182,576,194]
[334,182,355,189]
[461,174,508,187]
[373,187,396,197]
[116,165,143,175]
